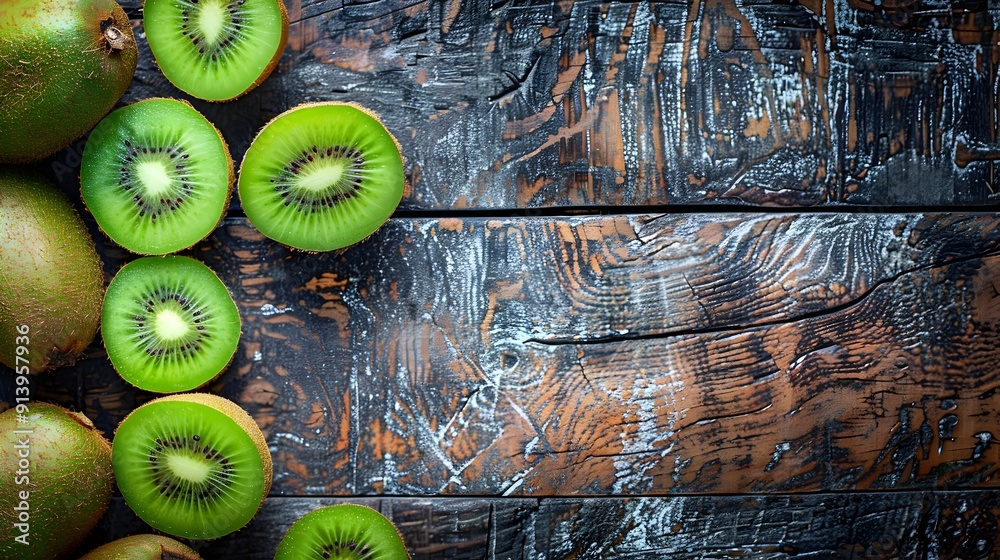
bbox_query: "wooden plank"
[41,0,1000,209]
[4,0,999,556]
[9,213,998,495]
[80,492,1000,559]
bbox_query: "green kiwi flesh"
[274,504,410,560]
[78,534,202,560]
[143,0,288,102]
[0,0,137,163]
[102,255,241,393]
[80,97,234,255]
[0,402,113,560]
[239,102,405,252]
[0,167,105,373]
[112,393,272,540]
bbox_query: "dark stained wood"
[42,0,1000,210]
[4,0,1000,556]
[81,492,1000,559]
[10,213,997,497]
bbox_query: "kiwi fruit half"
[112,393,272,540]
[0,0,137,163]
[275,504,410,559]
[0,402,114,560]
[0,167,105,373]
[238,102,405,252]
[78,534,202,560]
[102,255,241,393]
[143,0,289,102]
[80,97,234,255]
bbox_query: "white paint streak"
[260,303,294,316]
[274,432,306,445]
[605,351,684,493]
[524,436,540,460]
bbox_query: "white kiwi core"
[155,309,190,341]
[297,163,350,193]
[197,1,229,46]
[166,453,211,483]
[136,161,173,196]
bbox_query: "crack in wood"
[524,248,1000,346]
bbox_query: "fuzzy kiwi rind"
[78,534,203,560]
[275,503,410,560]
[0,402,113,560]
[112,393,272,541]
[101,255,242,394]
[0,166,105,373]
[0,0,137,163]
[80,97,234,255]
[143,0,289,102]
[238,102,406,252]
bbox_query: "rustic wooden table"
[4,0,1000,557]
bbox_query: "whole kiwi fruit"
[77,534,202,560]
[0,167,105,373]
[0,0,137,163]
[0,402,114,560]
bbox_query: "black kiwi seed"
[269,145,368,214]
[147,435,233,501]
[127,289,209,360]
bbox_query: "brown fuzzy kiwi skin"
[151,0,290,103]
[81,97,235,255]
[77,534,202,560]
[0,0,137,163]
[113,393,273,533]
[0,402,113,560]
[0,167,105,373]
[239,101,408,254]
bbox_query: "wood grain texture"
[9,213,998,496]
[39,0,999,210]
[81,492,1000,559]
[4,0,1000,555]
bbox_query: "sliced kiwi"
[102,255,241,393]
[143,0,288,102]
[81,97,233,255]
[274,504,410,560]
[112,393,272,540]
[238,102,405,252]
